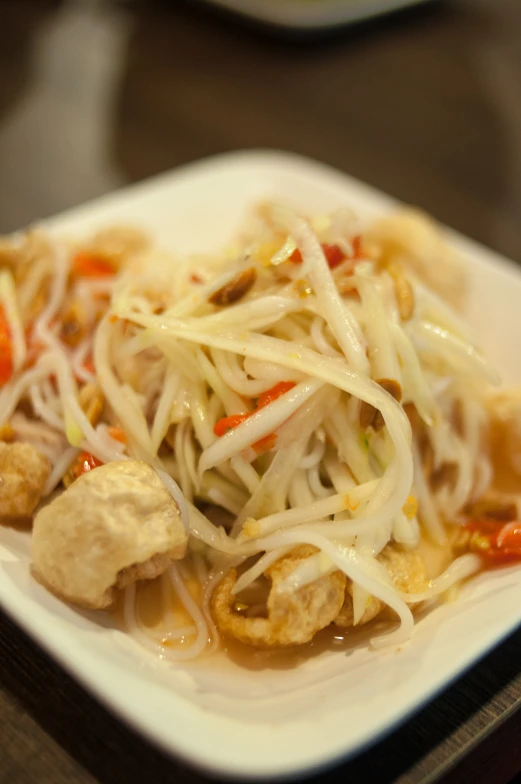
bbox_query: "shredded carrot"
[0,304,13,385]
[252,433,277,454]
[257,381,296,409]
[213,381,296,452]
[72,252,115,278]
[213,414,250,437]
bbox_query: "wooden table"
[1,0,521,781]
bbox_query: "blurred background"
[0,0,520,264]
[1,3,521,783]
[0,0,520,263]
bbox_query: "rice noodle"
[3,203,505,661]
[123,567,208,661]
[71,338,95,384]
[94,316,155,458]
[231,547,293,595]
[310,317,341,358]
[272,206,370,374]
[298,434,326,470]
[29,383,65,431]
[257,529,414,648]
[151,367,179,453]
[199,378,324,474]
[156,469,190,532]
[231,388,337,535]
[357,270,402,383]
[0,269,26,371]
[411,321,500,385]
[44,447,79,495]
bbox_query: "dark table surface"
[1,1,521,782]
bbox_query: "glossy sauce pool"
[112,535,458,669]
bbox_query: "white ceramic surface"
[1,150,521,779]
[200,0,433,32]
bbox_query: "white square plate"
[2,150,521,779]
[199,0,433,32]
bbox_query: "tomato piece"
[321,243,345,269]
[0,304,13,385]
[497,522,521,550]
[74,451,103,479]
[213,414,250,437]
[289,248,303,264]
[465,519,521,563]
[0,356,11,385]
[72,252,115,278]
[257,381,296,410]
[476,549,521,564]
[63,451,103,487]
[289,243,345,269]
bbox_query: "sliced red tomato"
[289,248,303,264]
[321,243,345,269]
[465,519,521,564]
[73,451,104,480]
[289,243,346,269]
[64,451,104,487]
[0,304,13,385]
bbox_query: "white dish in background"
[1,150,521,779]
[199,0,434,32]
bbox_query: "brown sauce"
[490,414,521,495]
[0,516,33,531]
[113,572,202,650]
[109,436,520,670]
[220,620,387,672]
[111,533,461,669]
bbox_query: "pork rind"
[31,461,187,610]
[211,546,346,648]
[335,545,426,628]
[0,442,50,518]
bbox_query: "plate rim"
[197,0,433,31]
[2,148,521,780]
